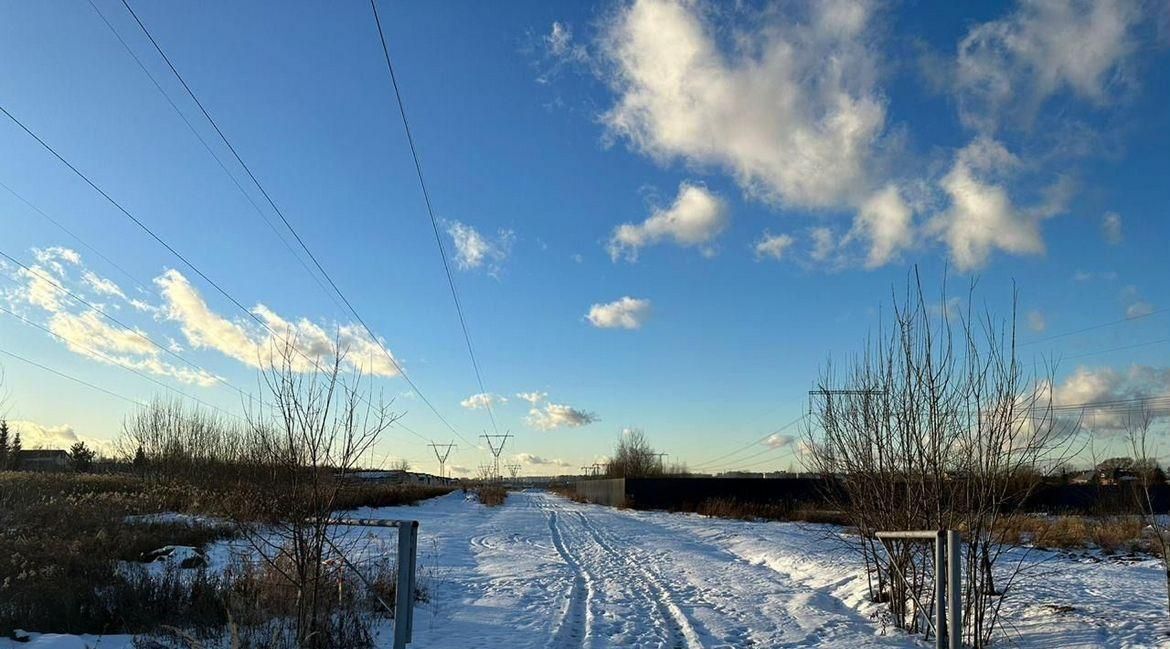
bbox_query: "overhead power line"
[0,303,243,421]
[113,0,478,450]
[0,345,144,407]
[690,413,808,470]
[0,247,238,394]
[84,0,344,315]
[0,97,471,449]
[368,0,500,438]
[1020,308,1166,347]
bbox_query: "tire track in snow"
[546,510,590,648]
[572,509,704,649]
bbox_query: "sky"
[1,0,1168,477]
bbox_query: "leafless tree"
[118,397,249,482]
[1126,406,1170,622]
[605,429,663,478]
[389,457,411,472]
[237,338,400,648]
[804,270,1080,647]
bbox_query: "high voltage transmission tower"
[504,463,522,480]
[480,432,512,480]
[427,442,456,478]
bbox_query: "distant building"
[350,469,456,487]
[17,449,69,471]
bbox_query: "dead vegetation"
[803,271,1085,647]
[0,470,446,639]
[0,341,451,643]
[472,484,508,507]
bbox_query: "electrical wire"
[367,0,500,438]
[115,0,479,449]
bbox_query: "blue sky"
[1,0,1167,475]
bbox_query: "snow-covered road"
[7,489,1169,648]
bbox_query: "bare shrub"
[473,484,508,506]
[232,339,400,649]
[803,270,1081,647]
[1126,407,1170,621]
[605,429,663,478]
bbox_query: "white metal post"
[947,530,962,649]
[935,531,947,649]
[394,520,419,649]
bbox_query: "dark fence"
[573,477,1170,514]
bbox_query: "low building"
[16,449,69,471]
[350,469,456,487]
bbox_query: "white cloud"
[155,269,401,377]
[608,183,728,262]
[516,391,548,405]
[763,433,795,449]
[527,402,598,431]
[515,452,573,468]
[47,309,219,387]
[848,185,915,267]
[446,221,514,274]
[1121,285,1156,319]
[586,296,651,330]
[5,420,113,454]
[753,232,795,261]
[600,0,885,209]
[1026,309,1047,332]
[5,252,219,387]
[7,420,79,449]
[1051,365,1170,430]
[928,137,1052,271]
[808,227,838,263]
[956,0,1142,132]
[1126,301,1155,319]
[32,246,81,276]
[1102,212,1123,245]
[82,270,127,300]
[460,392,506,410]
[546,22,588,64]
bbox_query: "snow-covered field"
[6,490,1169,648]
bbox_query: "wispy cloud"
[1102,212,1124,245]
[446,220,514,275]
[460,392,506,410]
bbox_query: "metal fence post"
[394,520,419,649]
[935,530,946,649]
[947,530,962,649]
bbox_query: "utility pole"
[480,431,512,480]
[653,452,669,473]
[428,442,456,478]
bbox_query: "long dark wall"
[623,477,830,511]
[573,477,1170,514]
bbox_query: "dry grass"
[473,484,508,507]
[993,514,1153,554]
[691,497,851,525]
[0,471,449,637]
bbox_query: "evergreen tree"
[133,445,148,474]
[0,419,9,470]
[68,441,96,473]
[9,431,21,470]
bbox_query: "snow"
[6,490,1169,648]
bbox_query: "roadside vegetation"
[472,483,508,506]
[0,342,452,646]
